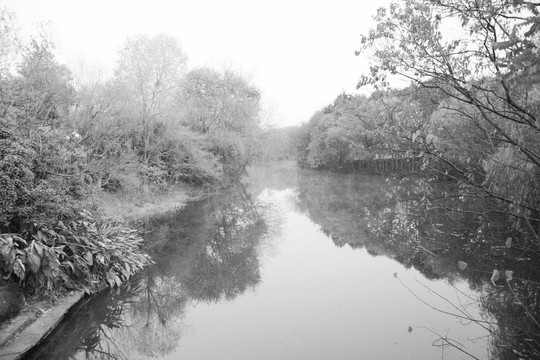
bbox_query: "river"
[23,163,540,359]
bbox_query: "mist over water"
[25,163,504,360]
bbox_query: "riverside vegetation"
[0,7,270,321]
[2,1,540,358]
[294,1,540,358]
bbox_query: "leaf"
[37,230,46,242]
[14,258,26,280]
[408,326,413,333]
[12,236,27,245]
[491,269,500,285]
[27,252,41,272]
[1,244,12,260]
[84,251,93,266]
[33,241,44,256]
[458,261,468,270]
[505,237,512,249]
[505,270,513,281]
[63,260,74,273]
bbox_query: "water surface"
[24,164,501,359]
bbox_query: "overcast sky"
[3,0,391,127]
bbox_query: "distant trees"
[178,67,262,177]
[297,88,428,169]
[256,126,300,162]
[70,36,262,189]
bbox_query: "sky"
[2,0,392,127]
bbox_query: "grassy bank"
[95,182,210,223]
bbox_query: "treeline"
[297,87,431,170]
[298,0,540,248]
[0,8,263,298]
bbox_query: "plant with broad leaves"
[0,217,151,295]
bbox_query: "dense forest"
[0,6,272,303]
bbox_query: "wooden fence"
[350,156,424,174]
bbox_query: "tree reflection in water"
[24,167,540,359]
[23,185,278,360]
[295,169,540,360]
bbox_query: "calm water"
[26,163,525,360]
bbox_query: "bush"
[0,215,151,295]
[0,128,83,233]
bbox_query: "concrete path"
[0,291,84,360]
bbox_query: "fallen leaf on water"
[458,261,468,270]
[505,270,513,281]
[408,326,413,333]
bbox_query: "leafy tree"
[20,39,73,126]
[297,90,430,170]
[114,34,188,166]
[359,0,540,243]
[178,68,262,178]
[0,34,73,138]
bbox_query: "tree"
[359,0,540,244]
[113,34,188,165]
[296,90,429,170]
[178,68,262,177]
[69,78,141,189]
[0,33,73,138]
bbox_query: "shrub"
[0,215,151,295]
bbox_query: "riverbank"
[95,182,211,223]
[0,183,210,359]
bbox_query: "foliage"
[0,7,264,300]
[297,89,428,170]
[178,67,262,178]
[114,34,187,167]
[146,125,222,185]
[0,217,151,294]
[69,39,262,190]
[0,128,85,233]
[358,0,540,243]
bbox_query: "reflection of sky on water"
[168,188,488,360]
